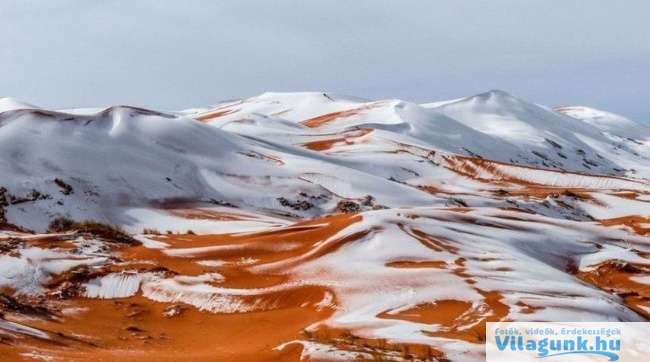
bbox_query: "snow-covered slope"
[0,106,255,231]
[4,90,649,233]
[202,90,650,179]
[554,105,650,178]
[0,97,38,112]
[0,105,443,232]
[555,105,650,139]
[193,91,368,123]
[1,91,649,362]
[431,90,645,176]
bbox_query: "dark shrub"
[48,217,75,232]
[336,200,361,213]
[48,217,138,245]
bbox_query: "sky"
[1,0,649,121]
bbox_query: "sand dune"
[1,90,649,361]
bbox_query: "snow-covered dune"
[1,90,649,361]
[0,104,441,232]
[0,97,39,112]
[204,90,650,179]
[555,105,650,139]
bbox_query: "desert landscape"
[1,90,649,361]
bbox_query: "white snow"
[556,105,650,139]
[0,246,107,295]
[578,244,650,270]
[631,275,650,285]
[0,97,39,112]
[0,320,50,340]
[580,193,650,219]
[2,90,650,362]
[84,272,143,299]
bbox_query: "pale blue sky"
[1,0,648,121]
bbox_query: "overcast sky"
[1,0,648,120]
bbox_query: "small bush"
[48,217,138,245]
[277,197,313,211]
[186,230,196,235]
[53,178,73,195]
[74,221,137,244]
[143,228,161,235]
[336,200,361,213]
[48,217,75,232]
